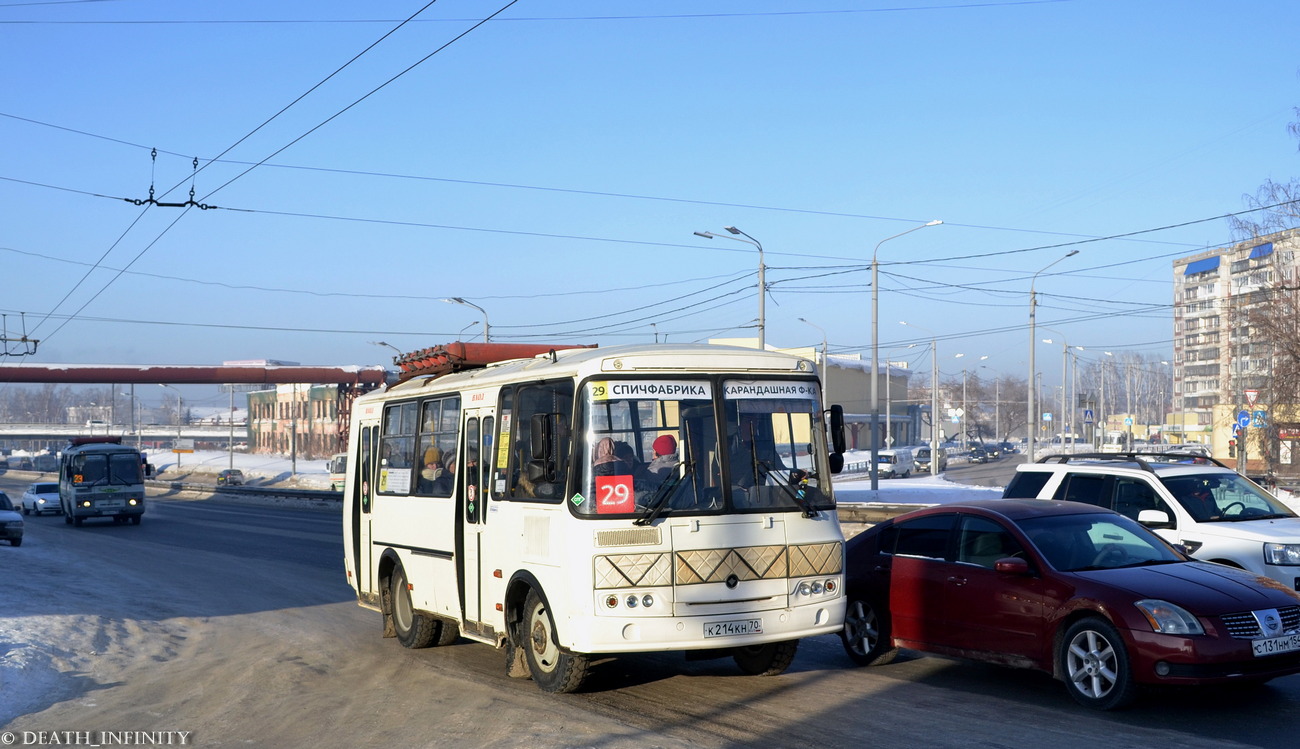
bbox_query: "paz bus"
[59,437,149,526]
[341,342,848,693]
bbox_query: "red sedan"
[840,499,1300,709]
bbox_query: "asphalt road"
[3,472,1299,748]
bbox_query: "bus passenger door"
[355,425,379,597]
[460,411,492,629]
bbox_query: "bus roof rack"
[393,341,597,382]
[1035,451,1229,473]
[67,436,123,447]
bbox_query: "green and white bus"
[59,437,148,526]
[342,342,848,692]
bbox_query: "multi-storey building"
[1173,228,1299,444]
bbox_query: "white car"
[1004,452,1300,591]
[21,481,61,516]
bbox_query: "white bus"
[326,453,347,491]
[342,343,848,693]
[59,437,148,526]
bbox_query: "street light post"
[1027,250,1079,463]
[901,320,940,474]
[694,227,766,349]
[443,298,490,343]
[871,220,942,492]
[798,317,829,403]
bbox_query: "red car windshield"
[1018,513,1183,572]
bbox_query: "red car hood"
[1078,562,1300,615]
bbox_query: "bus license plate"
[704,619,763,638]
[97,499,125,509]
[1253,633,1300,657]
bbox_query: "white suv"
[1004,452,1300,590]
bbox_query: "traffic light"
[1228,438,1237,458]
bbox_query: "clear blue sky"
[2,0,1298,409]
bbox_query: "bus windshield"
[72,452,144,486]
[574,378,833,518]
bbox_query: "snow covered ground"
[136,447,1004,504]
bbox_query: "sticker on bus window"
[595,475,635,513]
[723,381,819,399]
[589,381,712,401]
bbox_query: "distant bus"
[327,453,348,491]
[33,454,60,472]
[59,437,147,526]
[342,342,848,693]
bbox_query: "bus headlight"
[81,500,92,508]
[641,594,655,608]
[128,498,139,506]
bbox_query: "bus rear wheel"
[389,566,438,649]
[523,588,588,693]
[733,639,798,676]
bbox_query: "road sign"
[1083,409,1094,424]
[1245,389,1259,407]
[1043,413,1053,422]
[1253,410,1268,428]
[1236,410,1251,429]
[1124,417,1133,426]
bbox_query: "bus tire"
[523,588,588,693]
[390,565,438,649]
[435,617,459,646]
[131,516,142,526]
[732,639,798,676]
[73,515,83,527]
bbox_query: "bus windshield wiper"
[753,460,818,518]
[636,431,696,526]
[634,461,694,526]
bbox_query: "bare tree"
[1230,108,1300,239]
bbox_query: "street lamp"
[694,227,766,349]
[954,354,988,446]
[871,220,942,491]
[443,298,490,343]
[1041,328,1071,451]
[367,340,403,364]
[1027,250,1079,463]
[900,320,940,473]
[797,317,829,402]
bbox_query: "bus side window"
[509,381,573,501]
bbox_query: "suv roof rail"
[1035,451,1230,473]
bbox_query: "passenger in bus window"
[593,438,625,476]
[432,450,456,496]
[648,435,679,479]
[418,447,443,493]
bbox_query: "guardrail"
[147,479,341,504]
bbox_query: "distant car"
[983,444,1002,460]
[839,499,1300,710]
[969,445,990,463]
[21,482,60,516]
[0,492,23,546]
[999,441,1018,455]
[914,446,947,474]
[875,448,915,479]
[216,469,245,486]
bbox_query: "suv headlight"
[1135,599,1204,635]
[1264,543,1300,566]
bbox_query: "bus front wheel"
[733,640,798,676]
[389,566,438,649]
[522,588,588,693]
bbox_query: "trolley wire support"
[126,151,219,210]
[1,313,39,356]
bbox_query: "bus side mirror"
[828,453,844,474]
[528,412,560,483]
[828,405,846,454]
